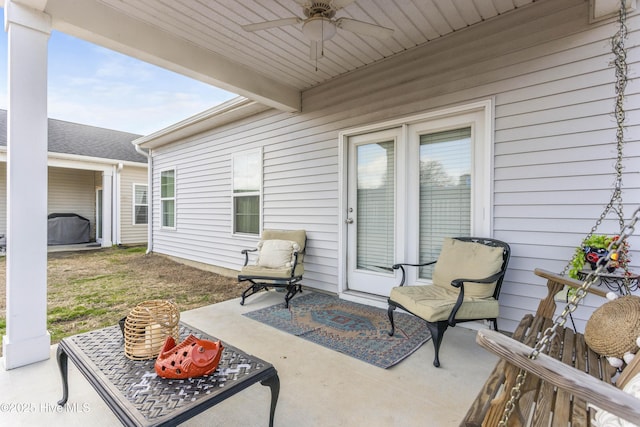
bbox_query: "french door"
[346,128,403,295]
[345,106,489,296]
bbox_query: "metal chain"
[499,3,633,424]
[560,2,629,284]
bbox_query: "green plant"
[569,234,630,279]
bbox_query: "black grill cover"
[47,213,90,245]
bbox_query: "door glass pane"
[356,141,395,272]
[419,128,471,279]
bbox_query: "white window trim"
[337,99,494,294]
[231,148,263,237]
[132,183,148,226]
[160,167,176,230]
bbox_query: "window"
[232,149,261,235]
[133,184,148,225]
[160,169,175,228]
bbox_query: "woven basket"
[124,300,180,360]
[585,295,640,359]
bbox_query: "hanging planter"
[569,234,630,280]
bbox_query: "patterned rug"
[243,292,431,368]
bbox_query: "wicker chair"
[238,229,306,308]
[387,237,510,367]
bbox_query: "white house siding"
[48,167,97,239]
[150,0,639,332]
[119,165,148,245]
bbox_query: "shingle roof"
[0,109,147,164]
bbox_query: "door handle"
[345,218,354,224]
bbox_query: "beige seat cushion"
[432,238,504,298]
[239,263,304,279]
[389,285,499,322]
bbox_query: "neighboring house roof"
[0,109,147,164]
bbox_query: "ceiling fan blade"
[335,18,394,39]
[331,0,357,10]
[242,17,302,32]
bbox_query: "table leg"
[261,373,280,427]
[56,345,69,406]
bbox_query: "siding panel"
[119,165,148,244]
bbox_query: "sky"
[0,9,237,136]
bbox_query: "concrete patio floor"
[0,291,498,426]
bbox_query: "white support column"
[2,1,52,370]
[101,169,113,247]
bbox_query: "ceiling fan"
[241,0,394,60]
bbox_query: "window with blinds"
[356,141,395,272]
[418,127,472,279]
[133,184,148,225]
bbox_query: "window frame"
[132,183,148,226]
[231,148,263,236]
[160,168,176,230]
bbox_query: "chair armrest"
[533,268,608,318]
[447,270,505,326]
[534,268,608,298]
[450,270,505,288]
[290,250,301,278]
[391,261,437,286]
[240,248,258,266]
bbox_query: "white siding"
[119,165,148,244]
[48,167,97,239]
[151,0,640,331]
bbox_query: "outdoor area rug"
[243,292,431,368]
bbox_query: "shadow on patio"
[0,291,498,426]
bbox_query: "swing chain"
[498,206,639,426]
[560,1,630,283]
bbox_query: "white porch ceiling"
[16,0,545,110]
[95,0,536,89]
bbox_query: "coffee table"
[56,322,279,426]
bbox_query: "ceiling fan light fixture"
[302,17,336,41]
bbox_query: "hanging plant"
[569,234,630,279]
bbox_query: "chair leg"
[240,281,266,306]
[284,284,302,308]
[425,321,449,368]
[491,318,498,331]
[387,305,396,336]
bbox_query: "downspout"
[115,163,123,245]
[134,144,153,254]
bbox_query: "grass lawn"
[0,246,244,354]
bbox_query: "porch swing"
[462,2,640,426]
